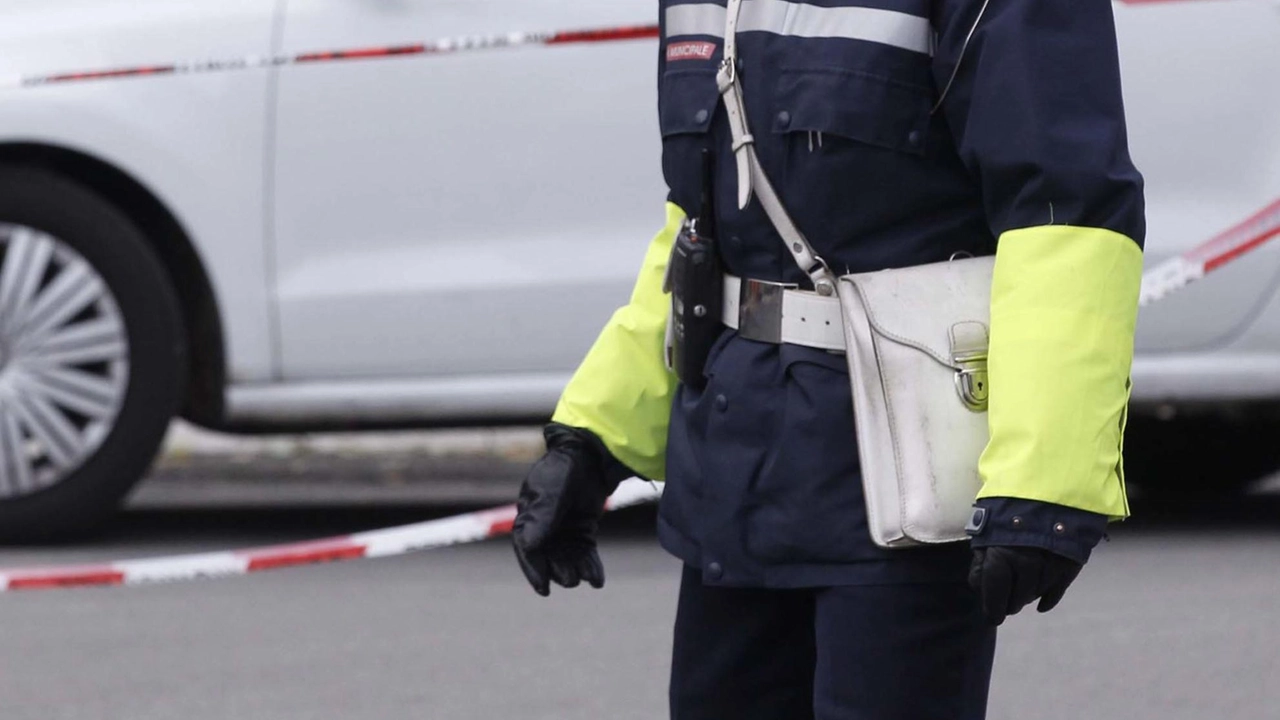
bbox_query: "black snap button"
[707,562,723,579]
[730,235,742,247]
[777,110,791,126]
[694,108,710,124]
[1054,522,1067,535]
[1011,516,1023,529]
[907,130,922,146]
[714,394,729,411]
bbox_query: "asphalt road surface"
[1,482,1278,720]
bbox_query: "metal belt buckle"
[950,321,989,413]
[739,278,797,344]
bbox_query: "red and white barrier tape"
[1,199,1277,592]
[3,24,660,90]
[0,479,661,592]
[1139,198,1280,306]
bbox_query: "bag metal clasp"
[950,321,989,413]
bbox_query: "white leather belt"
[723,275,846,352]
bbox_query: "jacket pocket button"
[707,562,723,579]
[714,394,729,411]
[694,108,709,124]
[1011,516,1023,529]
[777,110,791,127]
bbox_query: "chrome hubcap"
[0,224,129,498]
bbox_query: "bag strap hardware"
[717,0,838,296]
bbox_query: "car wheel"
[0,167,185,542]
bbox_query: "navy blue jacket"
[654,0,1144,587]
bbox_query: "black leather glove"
[968,546,1083,626]
[512,424,625,596]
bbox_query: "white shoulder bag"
[716,0,993,547]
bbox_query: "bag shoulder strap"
[716,0,838,296]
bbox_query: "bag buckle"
[950,322,989,413]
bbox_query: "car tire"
[0,167,186,542]
[1123,415,1280,499]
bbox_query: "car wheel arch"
[0,142,227,427]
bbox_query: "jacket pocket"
[768,67,936,254]
[659,68,719,137]
[659,68,719,206]
[772,66,932,155]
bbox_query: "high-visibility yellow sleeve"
[977,225,1142,520]
[551,203,684,481]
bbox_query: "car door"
[271,0,662,383]
[1115,0,1280,352]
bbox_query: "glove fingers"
[975,550,1014,626]
[577,548,606,589]
[513,541,552,597]
[513,451,576,552]
[1038,561,1083,614]
[968,549,985,593]
[548,548,583,589]
[1006,551,1042,618]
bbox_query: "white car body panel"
[272,0,661,381]
[1113,1,1280,402]
[1117,1,1280,353]
[0,0,1276,424]
[0,0,280,383]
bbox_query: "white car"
[0,0,1277,540]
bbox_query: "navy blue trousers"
[669,566,997,720]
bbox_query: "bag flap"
[839,256,995,367]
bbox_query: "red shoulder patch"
[666,41,717,62]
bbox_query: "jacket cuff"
[965,497,1108,563]
[545,423,641,490]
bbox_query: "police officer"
[514,1,1142,717]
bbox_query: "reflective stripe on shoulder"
[665,1,932,55]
